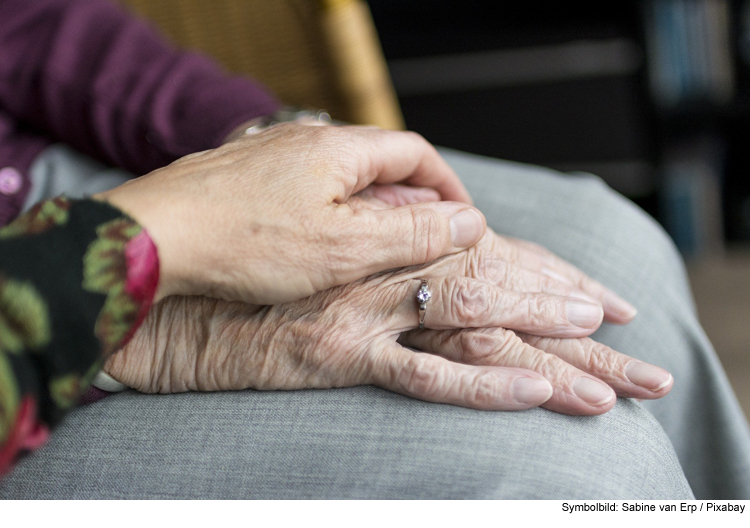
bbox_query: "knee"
[533,400,690,498]
[577,176,681,265]
[539,174,689,296]
[446,399,692,499]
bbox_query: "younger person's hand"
[96,125,482,305]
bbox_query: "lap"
[441,148,750,499]
[0,387,690,499]
[2,145,738,499]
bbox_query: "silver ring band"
[416,279,431,330]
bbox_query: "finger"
[511,238,637,323]
[400,327,617,415]
[517,333,673,399]
[368,342,552,410]
[333,201,486,280]
[342,203,602,306]
[344,127,473,204]
[495,236,637,324]
[461,253,601,303]
[354,184,441,207]
[389,277,603,338]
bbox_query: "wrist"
[92,188,177,302]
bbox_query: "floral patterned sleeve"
[0,196,159,476]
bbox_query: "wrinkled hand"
[357,184,638,324]
[106,207,671,416]
[96,125,483,305]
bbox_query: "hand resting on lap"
[106,200,673,416]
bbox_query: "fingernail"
[512,377,553,405]
[450,209,484,247]
[573,377,614,405]
[625,361,672,391]
[565,300,603,328]
[603,291,637,320]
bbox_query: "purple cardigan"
[0,0,281,225]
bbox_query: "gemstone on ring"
[417,280,430,330]
[416,283,431,304]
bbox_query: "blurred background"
[367,0,750,419]
[121,0,750,417]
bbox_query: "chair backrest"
[118,0,404,129]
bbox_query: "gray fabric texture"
[1,389,689,499]
[1,145,747,499]
[446,149,750,500]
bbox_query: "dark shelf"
[369,0,750,249]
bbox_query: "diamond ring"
[416,279,431,330]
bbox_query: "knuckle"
[458,328,514,364]
[585,342,621,374]
[449,279,490,325]
[470,254,508,285]
[491,330,529,363]
[332,144,361,175]
[309,128,357,165]
[398,353,442,397]
[526,296,560,327]
[409,207,446,262]
[458,330,498,363]
[528,352,567,385]
[466,371,498,407]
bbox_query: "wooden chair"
[117,0,404,129]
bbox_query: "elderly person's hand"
[357,184,638,324]
[96,125,483,305]
[105,210,671,416]
[105,279,668,417]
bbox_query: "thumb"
[345,201,486,277]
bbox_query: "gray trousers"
[2,145,749,499]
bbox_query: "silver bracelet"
[241,107,332,136]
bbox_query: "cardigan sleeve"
[0,196,159,476]
[0,111,51,226]
[0,0,281,177]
